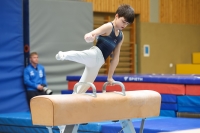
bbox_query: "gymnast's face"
[30,54,38,65]
[115,14,129,30]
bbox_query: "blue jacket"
[24,64,47,91]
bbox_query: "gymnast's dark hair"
[116,4,135,23]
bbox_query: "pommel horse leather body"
[30,90,161,126]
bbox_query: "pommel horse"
[30,81,161,133]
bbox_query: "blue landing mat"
[1,112,200,133]
[0,112,59,133]
[79,117,164,132]
[101,117,200,133]
[0,112,104,133]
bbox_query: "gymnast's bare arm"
[107,33,124,85]
[84,23,113,43]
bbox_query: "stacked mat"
[177,95,200,118]
[160,94,177,117]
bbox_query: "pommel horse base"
[30,81,161,133]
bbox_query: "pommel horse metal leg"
[119,119,136,133]
[71,124,79,133]
[57,125,79,133]
[118,118,146,133]
[59,124,79,133]
[139,118,146,133]
[46,127,53,133]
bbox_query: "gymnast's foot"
[55,51,65,61]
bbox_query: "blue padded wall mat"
[177,96,200,106]
[67,74,200,84]
[101,117,200,133]
[160,110,176,117]
[0,0,29,113]
[161,94,177,103]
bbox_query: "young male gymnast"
[56,4,134,94]
[55,4,134,133]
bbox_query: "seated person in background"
[24,52,52,107]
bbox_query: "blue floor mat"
[101,117,200,133]
[1,112,200,133]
